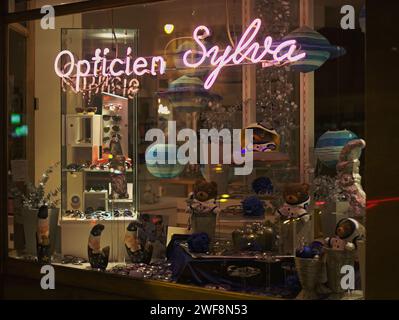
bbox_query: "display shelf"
[252,152,290,162]
[83,191,108,194]
[108,199,133,203]
[62,216,136,221]
[62,168,133,173]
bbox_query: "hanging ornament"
[157,75,221,113]
[282,26,346,73]
[145,144,186,178]
[314,130,358,169]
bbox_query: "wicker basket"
[295,257,324,300]
[191,212,216,240]
[325,248,355,298]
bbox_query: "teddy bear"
[186,180,219,215]
[325,218,365,251]
[277,183,311,221]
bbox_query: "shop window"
[8,0,367,299]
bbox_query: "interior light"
[11,113,21,125]
[221,194,230,199]
[13,125,28,137]
[219,199,228,203]
[164,24,174,35]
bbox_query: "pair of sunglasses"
[62,255,87,265]
[114,209,133,217]
[103,125,120,133]
[103,133,122,143]
[104,104,122,112]
[75,107,97,113]
[103,115,122,122]
[65,210,84,218]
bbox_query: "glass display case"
[60,29,138,262]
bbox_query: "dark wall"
[365,0,399,299]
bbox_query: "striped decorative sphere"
[315,130,358,168]
[157,75,221,113]
[283,26,345,73]
[145,144,186,178]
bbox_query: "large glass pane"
[7,0,368,300]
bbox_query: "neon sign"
[54,18,305,95]
[183,18,306,89]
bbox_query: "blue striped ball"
[145,144,186,178]
[283,26,345,73]
[315,130,358,168]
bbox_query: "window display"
[6,0,371,300]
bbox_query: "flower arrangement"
[12,162,61,209]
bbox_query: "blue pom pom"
[296,246,313,258]
[252,177,273,194]
[187,232,210,253]
[242,196,265,217]
[310,241,324,256]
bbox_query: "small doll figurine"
[325,218,365,251]
[36,205,51,264]
[88,224,110,270]
[277,183,311,221]
[186,180,220,216]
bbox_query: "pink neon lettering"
[182,26,210,68]
[92,49,102,76]
[182,18,306,89]
[76,60,90,91]
[109,58,125,77]
[125,47,133,75]
[102,48,110,76]
[232,19,262,64]
[54,50,75,77]
[133,57,149,76]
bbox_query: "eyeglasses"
[113,209,133,218]
[103,115,122,122]
[104,104,122,112]
[62,255,87,265]
[103,133,122,143]
[65,210,85,219]
[112,125,120,132]
[86,107,97,113]
[66,163,83,171]
[103,133,122,142]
